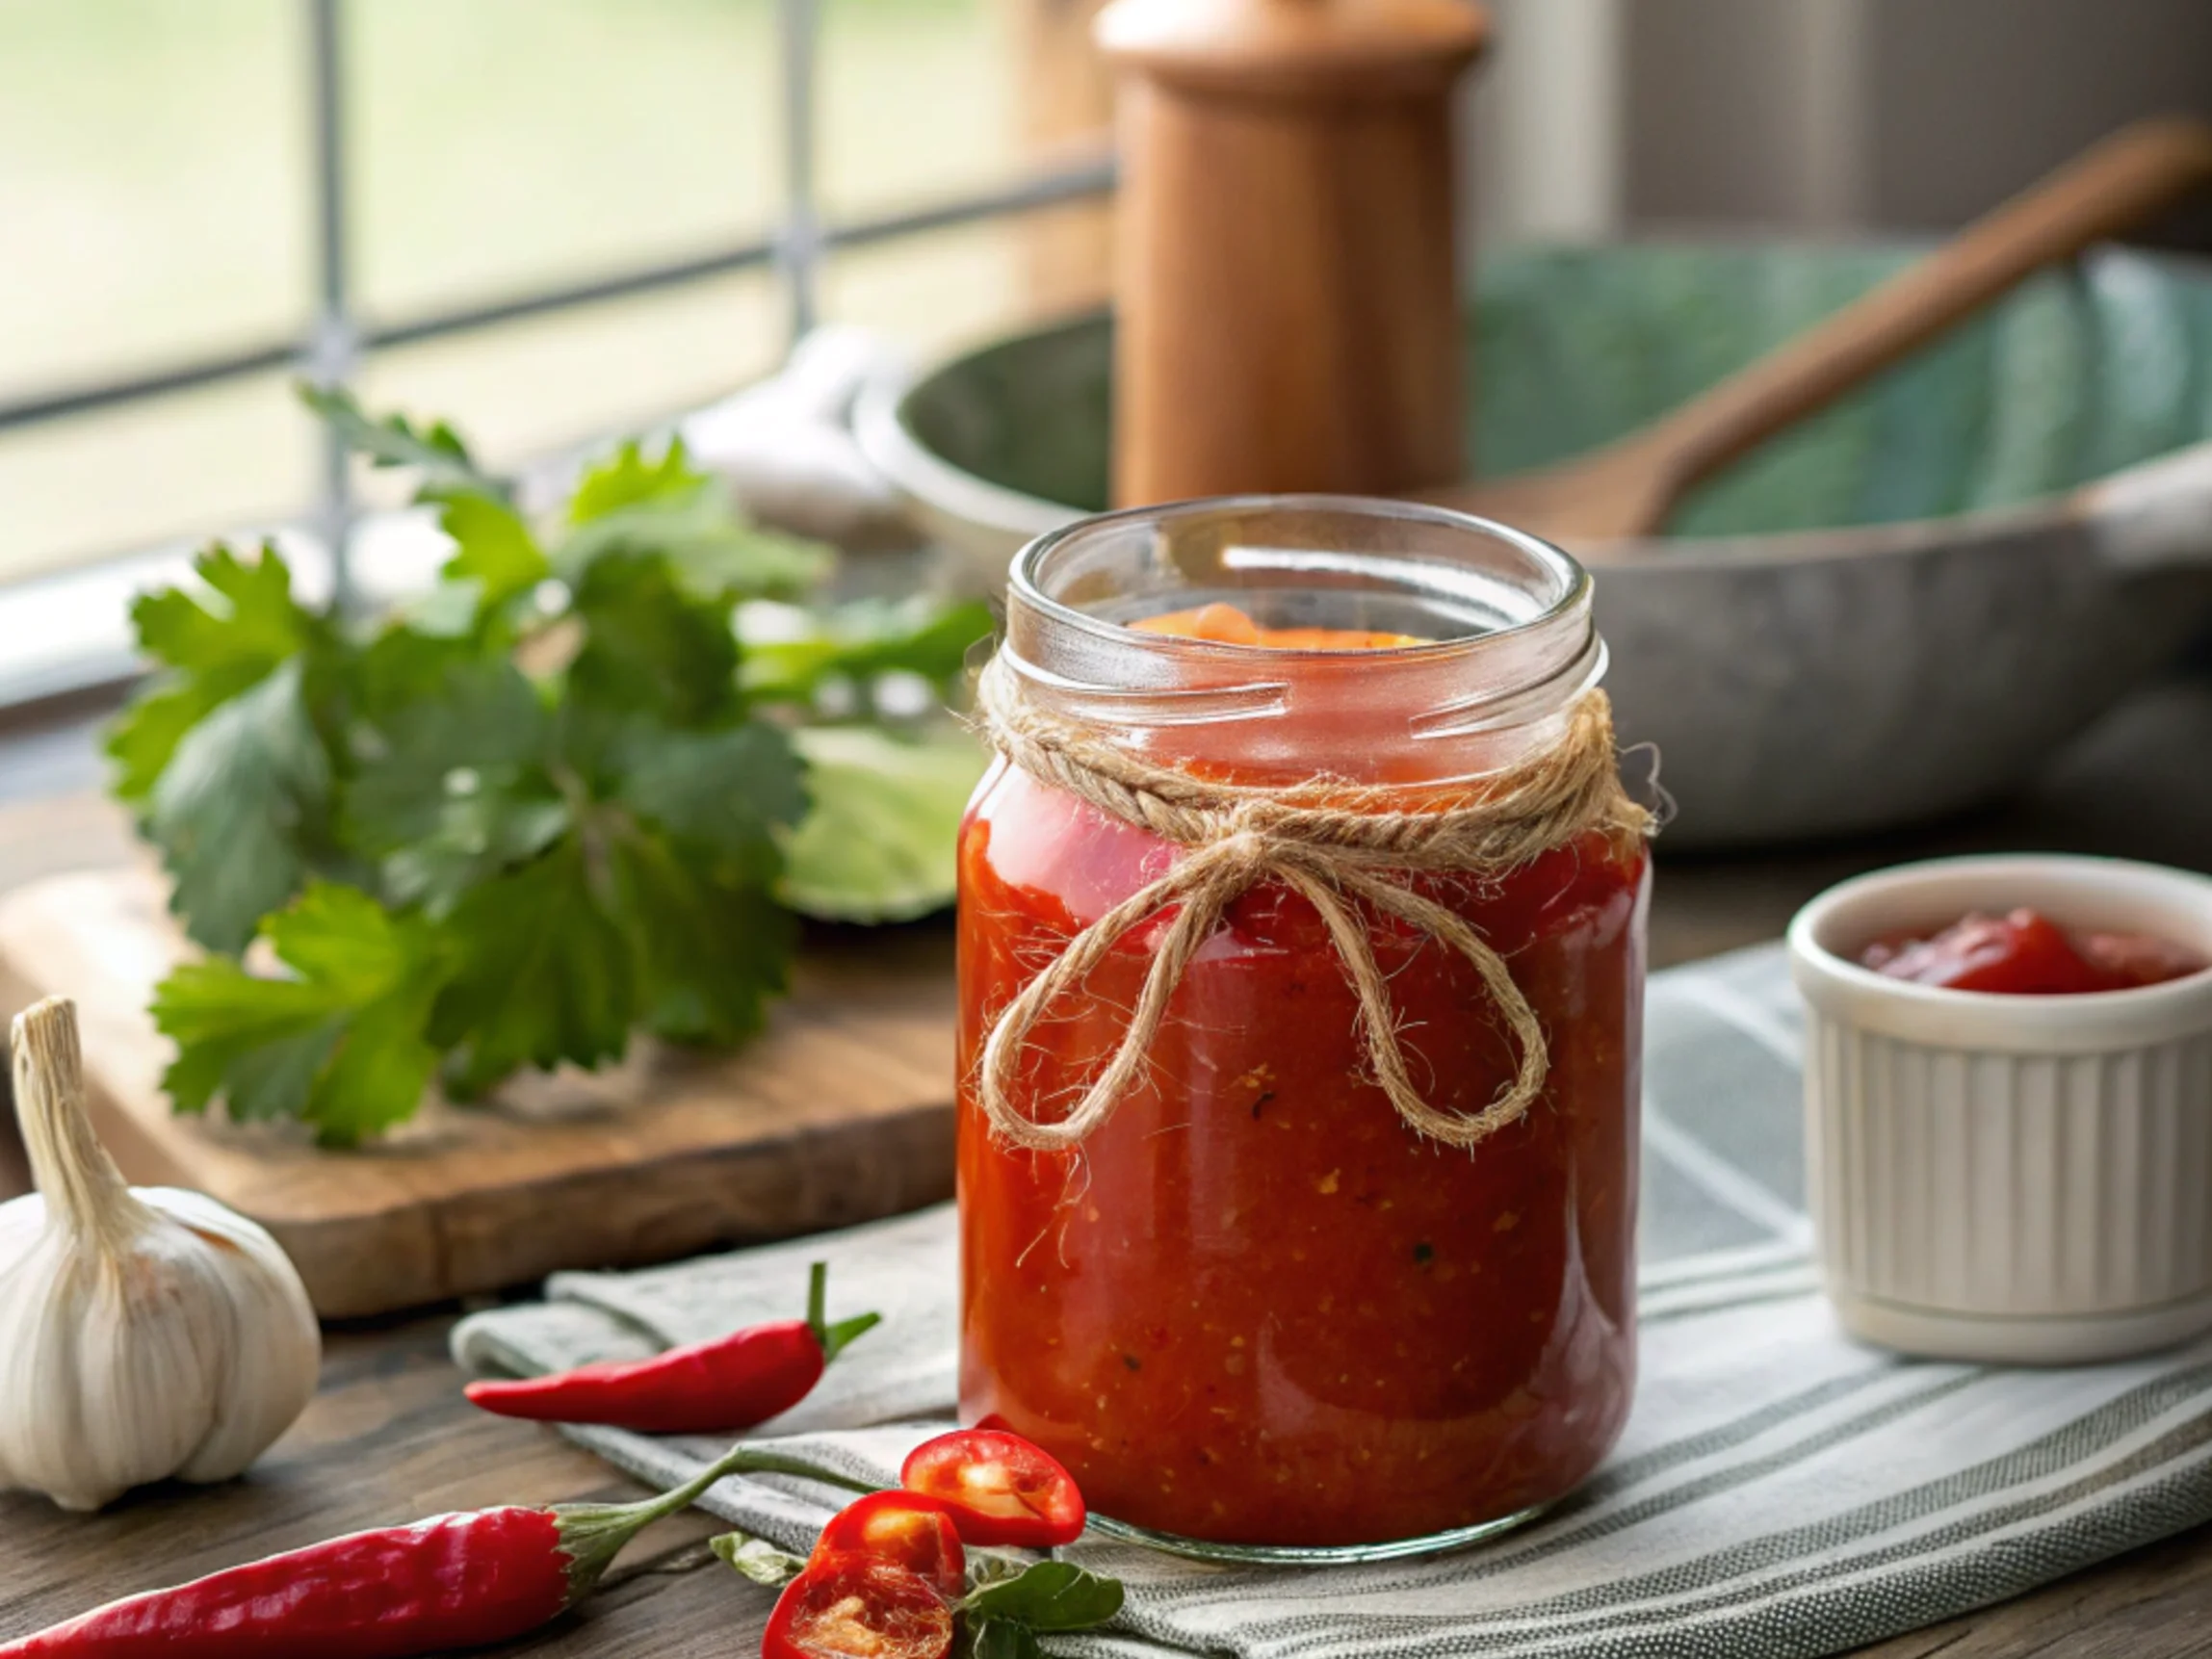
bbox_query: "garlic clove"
[0,1215,221,1511]
[151,1189,322,1485]
[0,997,322,1512]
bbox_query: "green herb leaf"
[961,1622,1045,1659]
[959,1562,1125,1632]
[128,542,318,676]
[346,621,485,727]
[299,382,509,503]
[565,551,744,730]
[741,597,994,707]
[708,1531,806,1588]
[780,724,986,922]
[568,436,711,523]
[346,659,564,915]
[154,883,445,1145]
[109,545,351,953]
[578,704,809,1048]
[429,493,550,628]
[613,721,806,881]
[147,659,333,954]
[428,838,638,1099]
[556,485,829,603]
[108,543,321,805]
[610,829,793,1047]
[965,1555,1030,1592]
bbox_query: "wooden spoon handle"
[1635,116,2212,496]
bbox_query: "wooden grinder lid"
[1096,0,1489,99]
[1097,0,1488,502]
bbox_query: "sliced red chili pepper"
[763,1553,953,1659]
[0,1444,872,1658]
[898,1429,1085,1548]
[809,1491,966,1600]
[466,1260,880,1434]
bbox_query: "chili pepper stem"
[805,1258,883,1364]
[553,1445,879,1601]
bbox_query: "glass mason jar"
[955,497,1650,1562]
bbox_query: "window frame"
[0,0,1114,706]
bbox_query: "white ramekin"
[1787,854,2212,1364]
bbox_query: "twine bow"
[974,653,1653,1153]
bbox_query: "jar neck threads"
[1001,495,1603,788]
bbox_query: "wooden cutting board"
[0,863,958,1318]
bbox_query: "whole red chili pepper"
[466,1260,880,1434]
[0,1444,872,1658]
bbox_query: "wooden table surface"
[5,675,2212,1655]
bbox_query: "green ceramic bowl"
[858,243,2212,844]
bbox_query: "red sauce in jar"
[956,607,1649,1548]
[1132,602,1424,652]
[1860,908,2207,994]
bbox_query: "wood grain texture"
[1102,0,1482,505]
[1851,1524,2212,1657]
[0,857,958,1319]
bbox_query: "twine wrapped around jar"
[973,652,1656,1153]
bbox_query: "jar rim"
[1008,493,1593,663]
[998,495,1607,776]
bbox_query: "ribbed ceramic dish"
[1788,855,2212,1363]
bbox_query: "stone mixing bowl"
[855,243,2212,848]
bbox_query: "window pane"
[0,375,313,583]
[818,0,1018,220]
[0,0,1121,594]
[356,271,782,487]
[0,0,306,395]
[821,202,1105,356]
[352,0,779,319]
[0,274,778,584]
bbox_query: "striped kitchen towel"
[453,943,2212,1658]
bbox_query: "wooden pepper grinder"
[1097,0,1489,506]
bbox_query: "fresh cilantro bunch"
[111,387,991,1145]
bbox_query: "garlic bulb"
[0,996,321,1511]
